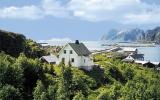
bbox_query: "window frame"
[71,58,74,63]
[70,50,73,54]
[64,50,66,54]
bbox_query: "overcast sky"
[0,0,160,41]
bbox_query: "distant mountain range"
[101,27,160,44]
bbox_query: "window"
[62,58,65,63]
[64,50,66,54]
[71,58,74,62]
[70,50,73,54]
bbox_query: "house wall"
[58,44,93,69]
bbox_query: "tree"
[0,85,21,100]
[47,85,57,100]
[15,53,44,99]
[24,39,46,58]
[0,53,23,88]
[123,68,135,80]
[56,64,70,100]
[73,92,86,100]
[97,90,111,100]
[33,80,47,100]
[56,78,69,100]
[0,30,26,57]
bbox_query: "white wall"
[58,44,94,69]
[59,44,80,67]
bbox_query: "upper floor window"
[70,50,73,54]
[64,50,66,54]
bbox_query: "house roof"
[130,54,144,59]
[68,43,91,56]
[40,55,58,63]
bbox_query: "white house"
[58,40,94,71]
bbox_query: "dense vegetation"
[0,30,160,99]
[0,51,160,100]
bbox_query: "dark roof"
[68,43,91,56]
[130,54,144,59]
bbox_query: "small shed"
[40,55,58,64]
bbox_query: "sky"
[0,0,160,41]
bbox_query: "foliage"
[1,49,160,99]
[24,39,46,58]
[0,85,21,100]
[0,30,26,57]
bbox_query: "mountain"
[101,27,160,43]
[145,27,160,43]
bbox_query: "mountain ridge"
[101,27,160,44]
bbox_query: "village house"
[122,54,144,62]
[123,47,138,56]
[40,54,58,64]
[134,60,160,68]
[58,40,94,71]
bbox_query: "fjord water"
[138,46,160,62]
[84,41,160,62]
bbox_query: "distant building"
[134,60,159,68]
[58,40,94,71]
[123,48,138,55]
[143,62,155,68]
[40,55,58,64]
[122,54,144,62]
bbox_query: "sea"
[83,41,160,62]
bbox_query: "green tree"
[15,53,44,99]
[0,53,23,88]
[33,80,47,100]
[0,85,21,100]
[73,92,86,100]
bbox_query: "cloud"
[41,0,71,18]
[0,0,160,25]
[0,5,43,20]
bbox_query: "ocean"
[83,41,160,62]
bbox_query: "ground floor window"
[71,58,74,62]
[62,58,65,63]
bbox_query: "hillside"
[0,29,46,58]
[0,29,160,99]
[0,51,160,99]
[101,27,160,44]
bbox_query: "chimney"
[75,40,79,44]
